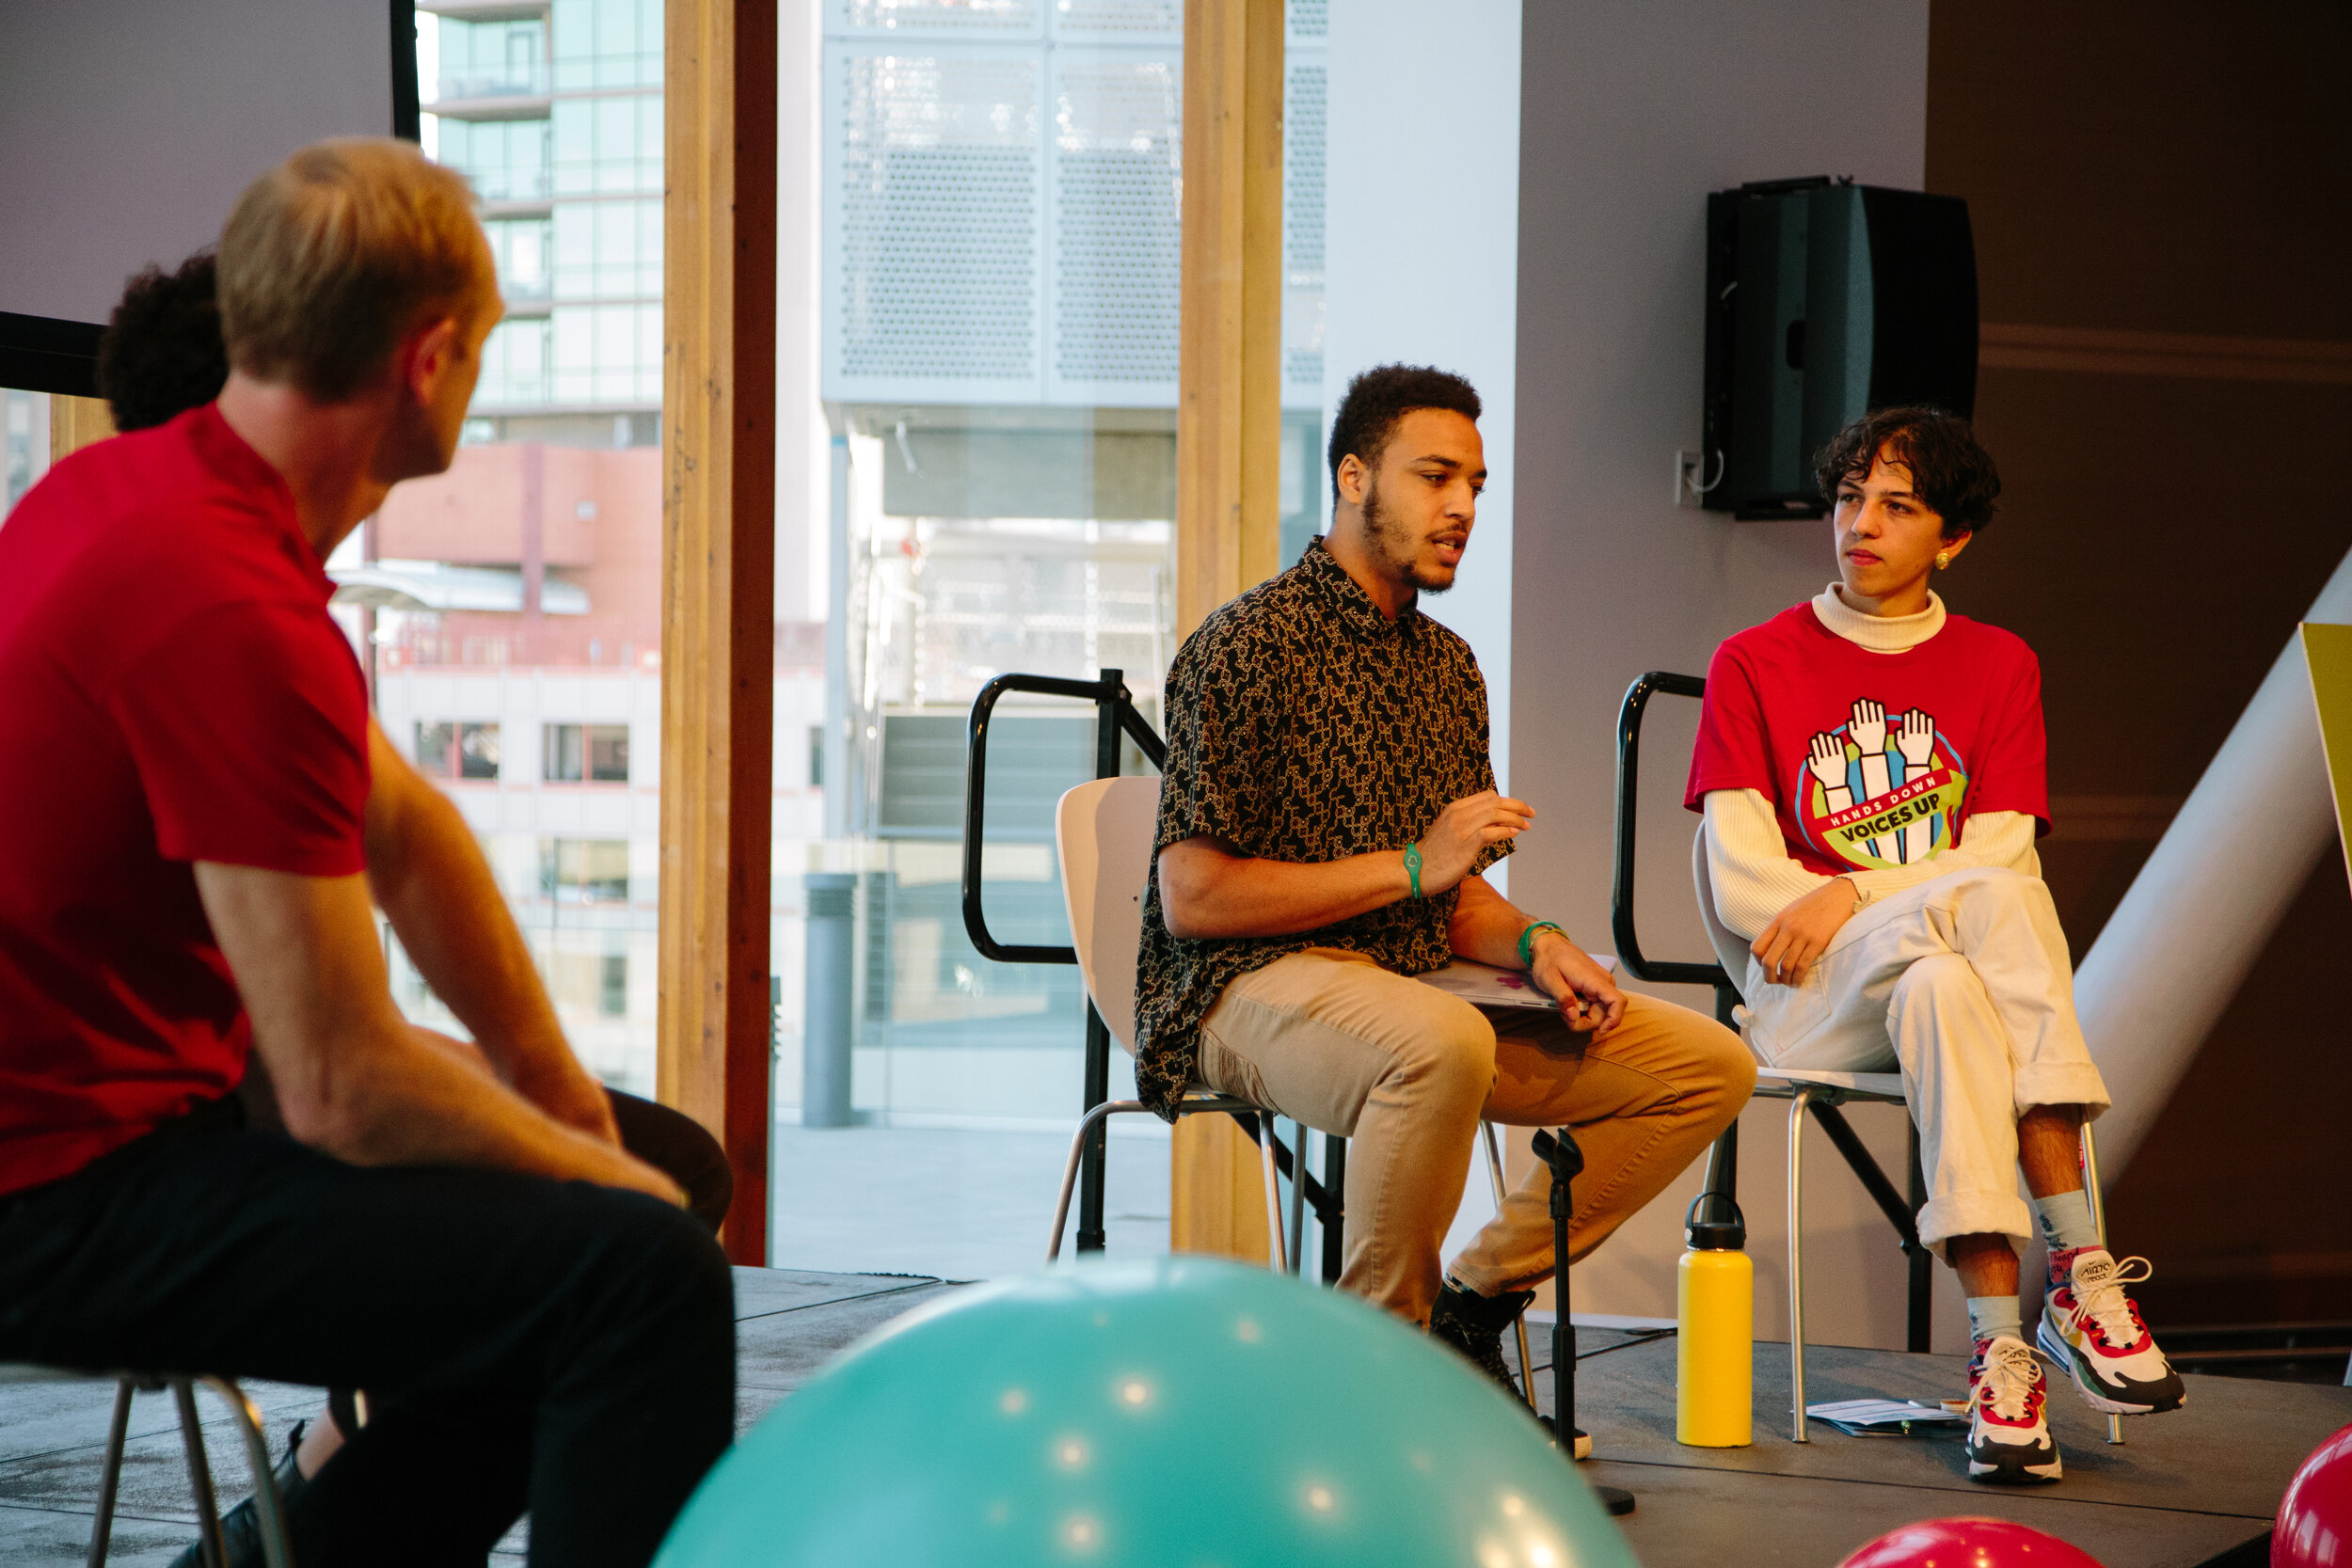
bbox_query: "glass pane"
[768,3,1201,1279]
[3,390,51,521]
[367,5,663,1097]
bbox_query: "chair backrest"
[1690,826,1757,986]
[1054,775,1162,1054]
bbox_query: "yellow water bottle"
[1677,1187,1753,1447]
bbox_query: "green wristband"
[1518,920,1565,968]
[1403,842,1423,899]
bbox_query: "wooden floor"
[4,1274,2337,1566]
[1543,1333,2348,1568]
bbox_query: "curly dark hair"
[1813,406,2001,538]
[1327,364,1482,501]
[97,251,230,432]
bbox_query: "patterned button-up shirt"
[1131,537,1507,1118]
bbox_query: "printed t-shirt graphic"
[1683,602,2050,880]
[1798,698,1970,871]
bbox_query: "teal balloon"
[657,1257,1640,1568]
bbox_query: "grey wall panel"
[0,0,395,325]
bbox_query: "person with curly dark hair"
[1688,406,2184,1487]
[96,251,230,432]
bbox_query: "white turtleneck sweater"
[1700,584,2041,941]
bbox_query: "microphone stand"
[1533,1127,1635,1517]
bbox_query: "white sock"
[1967,1294,2023,1347]
[2033,1188,2101,1254]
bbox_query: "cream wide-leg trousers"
[1740,866,2110,1254]
[1194,947,1753,1326]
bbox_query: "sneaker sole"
[1968,1449,2063,1485]
[2036,1320,2184,1416]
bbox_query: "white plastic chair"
[0,1364,294,1566]
[1046,776,1538,1402]
[1692,829,2117,1445]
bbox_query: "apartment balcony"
[415,0,548,23]
[429,67,553,121]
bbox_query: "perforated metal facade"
[828,46,1046,402]
[824,9,1325,409]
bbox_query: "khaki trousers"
[1196,948,1754,1325]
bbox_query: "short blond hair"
[217,138,487,401]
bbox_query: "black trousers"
[605,1087,733,1235]
[0,1100,736,1568]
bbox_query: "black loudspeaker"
[1701,177,1978,519]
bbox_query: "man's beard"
[1362,478,1455,594]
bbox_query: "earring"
[1933,550,1951,570]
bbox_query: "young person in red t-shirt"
[0,141,731,1567]
[1686,408,2183,1486]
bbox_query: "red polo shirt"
[0,404,370,1196]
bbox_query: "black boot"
[167,1418,308,1568]
[1428,1282,1592,1457]
[1429,1280,1537,1392]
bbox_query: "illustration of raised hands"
[1897,708,1935,767]
[1848,698,1888,754]
[1806,733,1854,816]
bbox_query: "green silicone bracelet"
[1518,920,1565,968]
[1403,843,1423,899]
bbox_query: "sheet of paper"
[1804,1399,1965,1429]
[1413,955,1618,1011]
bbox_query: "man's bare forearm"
[317,1022,664,1195]
[195,861,673,1201]
[1157,837,1410,939]
[1447,874,1540,966]
[364,725,595,1111]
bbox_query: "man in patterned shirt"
[1136,364,1754,1427]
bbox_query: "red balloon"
[2277,1421,2352,1568]
[1837,1516,2105,1568]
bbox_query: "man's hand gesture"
[1529,928,1625,1037]
[1416,791,1534,895]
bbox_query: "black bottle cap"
[1684,1190,1748,1251]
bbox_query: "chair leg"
[1049,1100,1142,1261]
[203,1377,292,1568]
[172,1378,228,1568]
[1287,1119,1309,1277]
[1479,1120,1538,1411]
[1258,1115,1286,1272]
[1788,1089,1816,1443]
[86,1378,135,1568]
[2080,1120,2123,1446]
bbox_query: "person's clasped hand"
[1751,876,1860,987]
[1528,927,1626,1037]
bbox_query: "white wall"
[1504,1,1961,1350]
[1322,0,1523,821]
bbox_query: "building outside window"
[541,837,630,903]
[544,721,629,783]
[357,0,668,1097]
[367,0,1327,1275]
[415,720,502,781]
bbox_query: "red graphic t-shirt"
[1684,603,2049,877]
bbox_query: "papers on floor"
[1804,1399,1967,1437]
[1414,955,1618,1011]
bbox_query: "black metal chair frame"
[959,668,1350,1282]
[1611,672,1937,1353]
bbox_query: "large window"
[367,0,664,1096]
